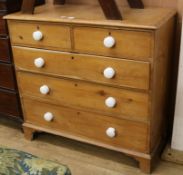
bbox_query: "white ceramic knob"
[44,112,54,122]
[106,127,116,138]
[105,97,116,108]
[33,31,43,41]
[103,67,115,79]
[34,57,45,68]
[103,36,116,48]
[40,85,50,95]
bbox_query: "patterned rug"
[0,147,71,175]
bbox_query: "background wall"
[172,25,183,151]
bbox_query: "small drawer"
[0,36,10,62]
[73,27,153,61]
[0,63,16,90]
[13,46,150,90]
[17,72,149,122]
[8,21,71,51]
[0,89,20,117]
[23,98,149,153]
[0,12,7,35]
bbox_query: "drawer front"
[8,21,71,51]
[0,63,16,90]
[23,98,149,153]
[73,27,153,61]
[0,13,7,35]
[17,72,149,122]
[0,36,10,62]
[13,47,150,90]
[0,90,20,117]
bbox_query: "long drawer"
[0,89,20,117]
[13,46,150,90]
[73,27,153,61]
[0,63,16,90]
[8,21,71,51]
[17,72,149,122]
[0,36,10,62]
[22,98,149,153]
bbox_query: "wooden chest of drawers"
[5,4,175,173]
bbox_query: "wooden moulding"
[21,0,144,20]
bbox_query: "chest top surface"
[4,3,176,30]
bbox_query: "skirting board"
[162,144,183,165]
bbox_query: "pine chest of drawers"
[5,4,175,173]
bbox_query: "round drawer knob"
[33,31,43,41]
[34,57,45,68]
[44,112,54,122]
[105,97,116,108]
[103,67,115,79]
[40,85,50,95]
[103,36,116,48]
[106,127,116,138]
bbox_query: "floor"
[0,117,183,175]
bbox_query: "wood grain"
[22,98,149,153]
[21,0,123,20]
[0,0,23,121]
[52,0,145,18]
[150,16,175,151]
[4,5,176,30]
[137,157,151,173]
[17,71,149,122]
[8,21,71,51]
[0,90,20,117]
[21,0,45,14]
[2,117,183,175]
[0,37,10,63]
[73,27,153,61]
[0,12,7,35]
[23,125,36,140]
[21,0,36,14]
[6,4,176,173]
[0,63,16,90]
[13,46,150,90]
[9,20,153,60]
[50,0,178,10]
